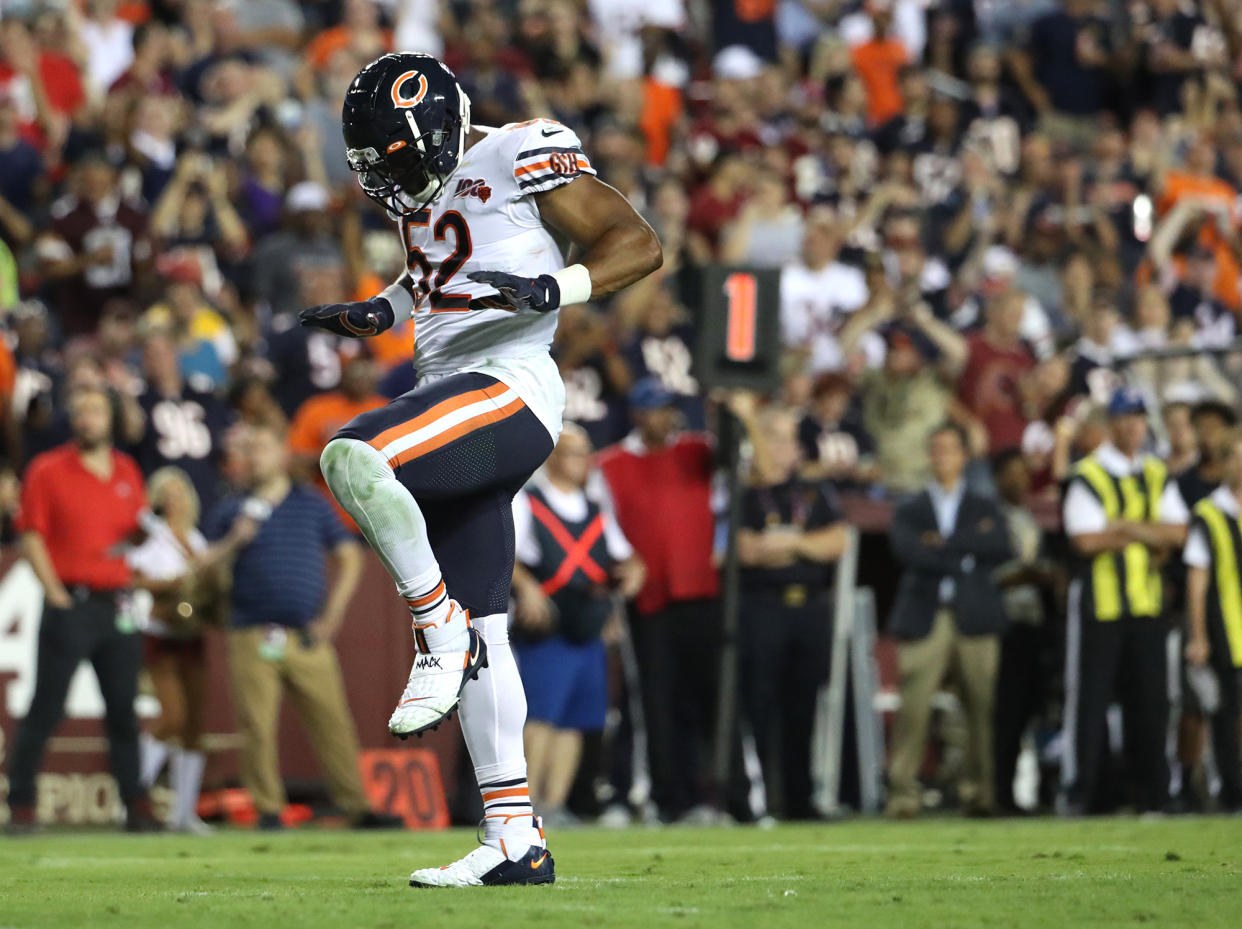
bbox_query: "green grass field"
[2,818,1241,929]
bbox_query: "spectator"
[108,20,176,102]
[36,154,151,337]
[597,380,735,821]
[618,287,703,430]
[148,152,250,268]
[510,425,644,826]
[77,0,135,99]
[1167,245,1236,348]
[849,1,909,128]
[1012,0,1115,130]
[1178,401,1239,508]
[990,449,1057,814]
[1066,290,1131,405]
[957,289,1038,456]
[287,351,385,525]
[303,0,390,73]
[886,423,1012,818]
[0,87,41,252]
[132,329,231,510]
[1151,137,1240,312]
[5,385,156,833]
[1163,401,1198,476]
[129,466,250,833]
[720,173,804,269]
[205,422,398,830]
[686,153,751,258]
[798,373,878,488]
[251,181,346,320]
[852,326,952,495]
[1060,387,1189,815]
[737,407,850,819]
[0,17,84,151]
[554,304,631,451]
[143,259,237,389]
[780,211,870,376]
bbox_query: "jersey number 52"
[402,210,473,313]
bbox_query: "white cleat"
[171,816,214,836]
[409,842,555,887]
[388,623,488,739]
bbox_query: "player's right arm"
[297,272,416,339]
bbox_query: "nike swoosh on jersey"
[540,127,561,137]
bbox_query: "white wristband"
[379,280,416,324]
[551,263,592,307]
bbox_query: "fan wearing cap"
[1060,386,1189,815]
[596,379,764,823]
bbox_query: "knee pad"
[320,438,392,499]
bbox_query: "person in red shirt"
[596,378,723,821]
[5,385,156,833]
[0,18,84,151]
[687,153,752,258]
[957,290,1037,455]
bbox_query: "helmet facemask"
[347,88,472,216]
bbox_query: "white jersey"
[394,118,596,439]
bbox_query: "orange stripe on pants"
[387,396,526,468]
[366,382,510,454]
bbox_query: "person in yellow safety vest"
[1060,386,1189,815]
[1182,426,1242,812]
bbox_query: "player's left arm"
[467,176,662,311]
[535,176,663,298]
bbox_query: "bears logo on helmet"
[390,71,429,109]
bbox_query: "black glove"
[466,270,560,313]
[298,296,395,338]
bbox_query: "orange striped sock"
[405,577,448,624]
[480,777,536,856]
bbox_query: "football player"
[298,54,661,886]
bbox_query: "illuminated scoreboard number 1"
[723,271,758,363]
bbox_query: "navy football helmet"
[341,53,472,215]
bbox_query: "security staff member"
[6,385,155,833]
[737,408,849,820]
[1183,427,1242,812]
[1170,400,1236,807]
[1061,387,1189,814]
[510,424,644,822]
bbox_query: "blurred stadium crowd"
[2,0,1242,829]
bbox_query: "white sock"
[459,613,540,857]
[320,438,464,651]
[139,733,169,787]
[171,748,206,827]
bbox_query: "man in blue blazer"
[885,423,1012,818]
